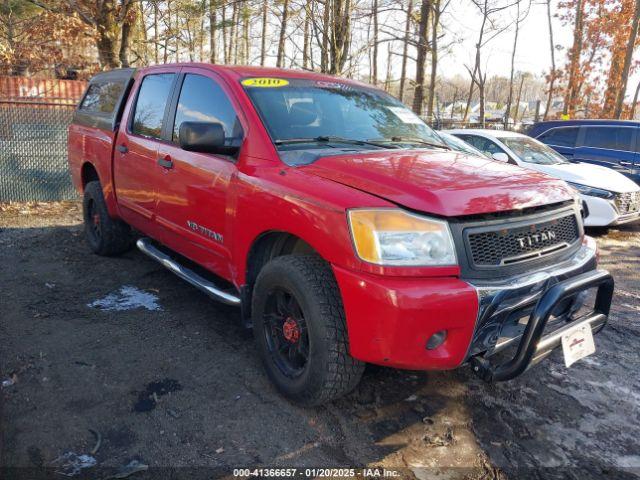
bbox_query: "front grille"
[467,213,580,267]
[615,191,640,215]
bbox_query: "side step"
[136,238,241,306]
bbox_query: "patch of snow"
[88,286,161,312]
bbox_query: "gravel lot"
[1,201,639,479]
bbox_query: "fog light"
[426,330,447,350]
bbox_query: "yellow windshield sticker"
[241,78,289,88]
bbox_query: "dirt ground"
[1,201,639,480]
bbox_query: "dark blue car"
[528,119,640,185]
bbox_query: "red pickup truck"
[68,64,614,405]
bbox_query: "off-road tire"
[83,181,131,256]
[252,255,365,406]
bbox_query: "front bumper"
[582,194,640,226]
[334,241,614,378]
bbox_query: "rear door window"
[172,74,242,143]
[131,73,176,139]
[537,127,578,147]
[80,82,124,114]
[582,127,633,151]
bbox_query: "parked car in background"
[436,131,487,158]
[528,120,640,185]
[447,129,640,227]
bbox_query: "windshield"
[499,137,569,165]
[438,132,486,157]
[241,77,445,149]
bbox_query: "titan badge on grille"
[467,214,579,267]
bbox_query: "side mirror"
[492,152,509,162]
[179,121,238,155]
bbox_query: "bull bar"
[470,268,614,382]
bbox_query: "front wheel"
[252,255,364,406]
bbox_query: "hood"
[526,162,640,193]
[299,150,575,217]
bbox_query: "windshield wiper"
[274,136,395,149]
[370,136,450,150]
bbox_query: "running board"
[136,238,241,306]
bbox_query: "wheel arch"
[241,230,323,321]
[81,162,100,191]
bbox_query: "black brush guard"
[470,269,614,382]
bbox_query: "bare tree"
[412,0,430,115]
[276,0,290,68]
[614,0,640,118]
[464,0,514,125]
[209,0,217,63]
[562,0,585,116]
[399,0,413,102]
[372,0,379,85]
[260,1,268,65]
[427,0,449,120]
[302,2,310,69]
[630,79,640,119]
[543,0,556,120]
[504,0,530,127]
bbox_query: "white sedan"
[446,129,640,227]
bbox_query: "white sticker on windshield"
[387,106,424,124]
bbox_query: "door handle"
[620,161,632,166]
[157,156,173,169]
[116,144,128,153]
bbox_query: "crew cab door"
[114,70,178,227]
[574,125,637,176]
[534,126,579,160]
[154,69,244,278]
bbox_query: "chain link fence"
[0,101,79,202]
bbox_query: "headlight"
[567,182,614,200]
[347,209,457,266]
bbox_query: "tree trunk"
[384,44,392,92]
[209,0,217,63]
[505,1,521,128]
[233,1,240,63]
[260,1,268,65]
[614,0,640,118]
[321,0,330,72]
[543,0,556,120]
[329,0,352,74]
[372,0,378,85]
[478,71,485,126]
[462,80,474,122]
[221,3,228,63]
[412,0,431,116]
[427,0,441,120]
[95,0,121,69]
[276,0,290,68]
[399,0,413,102]
[154,1,159,64]
[228,0,237,63]
[450,86,458,120]
[118,2,135,68]
[630,79,640,119]
[302,3,310,69]
[137,0,148,65]
[242,5,249,64]
[513,74,525,121]
[563,0,585,116]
